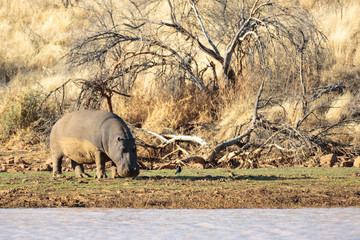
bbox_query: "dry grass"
[301,0,360,78]
[112,86,218,134]
[0,89,44,138]
[0,0,359,154]
[0,0,85,87]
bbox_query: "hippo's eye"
[117,137,122,142]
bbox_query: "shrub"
[0,89,45,139]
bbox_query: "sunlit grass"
[1,168,359,208]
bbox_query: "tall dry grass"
[301,0,360,76]
[112,86,219,133]
[0,0,85,87]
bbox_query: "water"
[0,208,359,240]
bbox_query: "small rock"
[341,161,353,167]
[354,157,360,168]
[40,164,52,171]
[6,168,17,173]
[5,157,15,164]
[46,158,53,165]
[319,154,338,167]
[18,163,25,169]
[14,156,24,164]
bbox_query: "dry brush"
[2,0,359,169]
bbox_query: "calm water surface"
[0,208,359,239]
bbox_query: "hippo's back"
[51,110,118,140]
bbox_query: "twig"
[312,120,358,139]
[162,134,208,147]
[309,83,345,102]
[133,127,168,143]
[132,127,207,148]
[266,143,295,152]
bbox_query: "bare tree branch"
[187,0,220,56]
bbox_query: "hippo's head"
[108,136,139,177]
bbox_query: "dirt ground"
[1,170,360,209]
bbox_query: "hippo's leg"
[111,161,120,178]
[94,151,107,179]
[52,152,64,178]
[71,160,90,178]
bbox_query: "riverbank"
[1,168,359,208]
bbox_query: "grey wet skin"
[50,110,139,178]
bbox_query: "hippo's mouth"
[118,168,140,177]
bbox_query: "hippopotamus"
[50,110,139,178]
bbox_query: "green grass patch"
[0,168,359,208]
